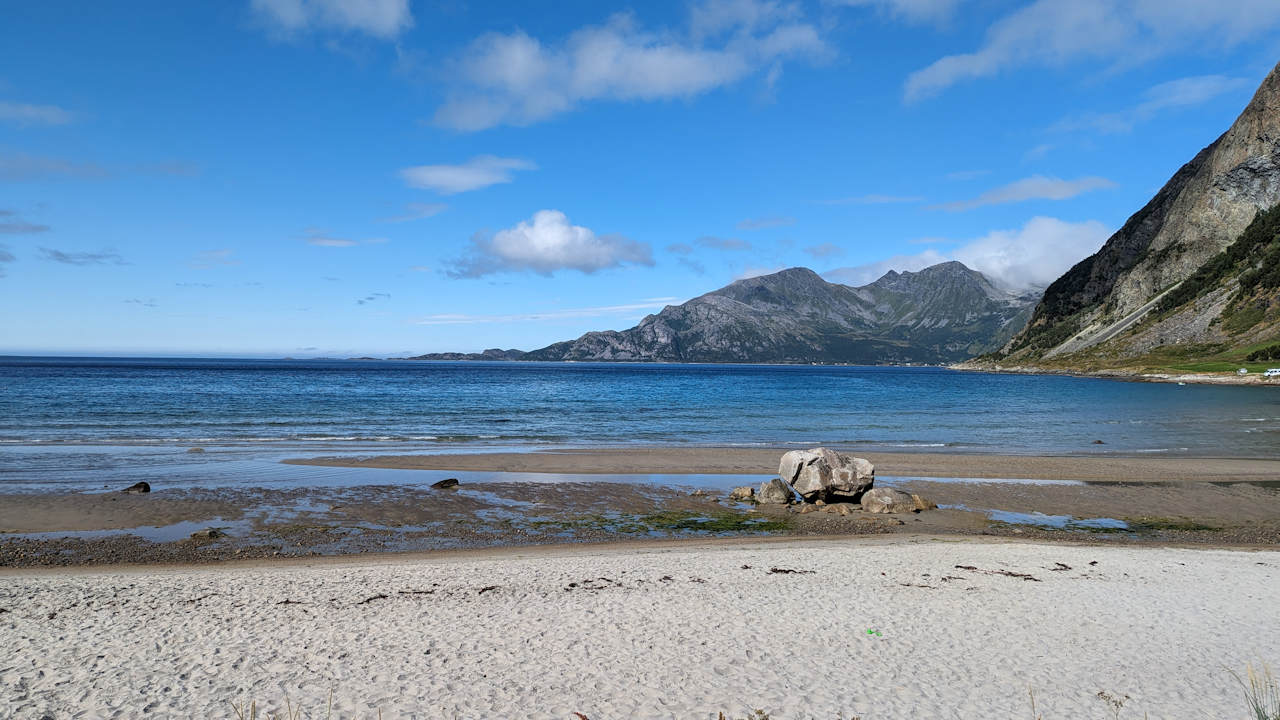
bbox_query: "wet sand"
[3,466,1278,566]
[3,448,1278,567]
[287,447,1280,483]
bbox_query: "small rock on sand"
[860,487,917,514]
[728,486,755,502]
[431,478,460,489]
[190,528,223,540]
[757,478,794,504]
[911,493,936,511]
[121,482,151,494]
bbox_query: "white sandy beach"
[3,537,1278,719]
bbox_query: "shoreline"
[4,446,1279,568]
[5,531,1278,578]
[285,447,1280,483]
[951,361,1280,386]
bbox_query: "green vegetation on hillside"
[1156,204,1280,324]
[1246,343,1280,362]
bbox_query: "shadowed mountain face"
[1000,60,1280,365]
[521,262,1038,364]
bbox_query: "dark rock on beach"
[431,478,460,489]
[121,482,151,494]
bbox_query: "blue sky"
[3,0,1279,356]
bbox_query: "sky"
[2,0,1279,357]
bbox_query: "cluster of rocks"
[729,448,934,515]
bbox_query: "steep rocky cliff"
[998,61,1280,368]
[521,262,1037,364]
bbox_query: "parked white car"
[1264,368,1280,378]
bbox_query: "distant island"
[402,261,1039,365]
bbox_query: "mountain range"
[412,63,1280,373]
[408,262,1039,365]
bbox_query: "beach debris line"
[356,593,389,605]
[768,567,816,575]
[477,585,498,595]
[954,565,1041,581]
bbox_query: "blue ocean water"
[1,357,1277,490]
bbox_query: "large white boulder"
[779,447,874,503]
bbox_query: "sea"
[1,356,1277,492]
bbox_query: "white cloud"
[39,247,128,266]
[823,250,948,286]
[414,297,683,325]
[931,175,1116,211]
[447,209,653,278]
[433,2,829,131]
[1023,143,1054,161]
[736,215,796,230]
[904,0,1280,101]
[190,249,240,269]
[950,217,1111,288]
[804,242,844,258]
[823,216,1111,289]
[301,229,385,247]
[0,152,107,181]
[399,156,535,195]
[1052,74,1254,134]
[357,292,390,305]
[697,235,752,250]
[820,193,923,205]
[303,229,357,247]
[0,101,73,126]
[250,0,412,38]
[828,0,963,25]
[382,202,447,222]
[0,210,50,234]
[734,264,786,280]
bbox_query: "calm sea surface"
[1,357,1277,491]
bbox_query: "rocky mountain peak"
[1004,60,1280,361]
[520,261,1037,364]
